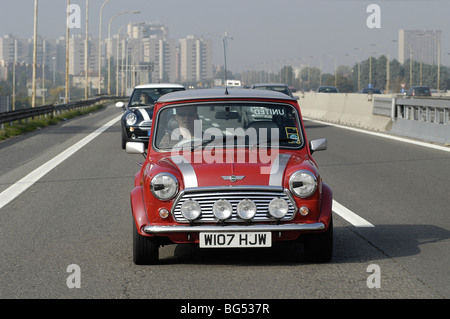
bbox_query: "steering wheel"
[174,137,204,148]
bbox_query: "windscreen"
[129,87,185,107]
[154,102,303,151]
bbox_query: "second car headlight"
[289,170,318,198]
[126,113,137,126]
[150,173,178,201]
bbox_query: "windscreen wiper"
[191,136,216,151]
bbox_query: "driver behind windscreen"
[139,92,154,105]
[158,106,199,148]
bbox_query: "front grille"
[172,187,297,223]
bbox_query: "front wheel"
[303,218,333,262]
[133,223,159,265]
[121,128,128,149]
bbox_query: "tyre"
[121,128,127,149]
[303,218,333,262]
[133,223,159,265]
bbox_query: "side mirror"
[309,138,327,154]
[115,101,125,110]
[126,142,145,155]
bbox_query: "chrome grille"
[172,187,297,223]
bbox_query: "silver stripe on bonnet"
[268,154,291,186]
[170,154,290,188]
[170,155,198,188]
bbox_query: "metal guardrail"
[0,96,121,125]
[373,96,450,144]
[373,96,450,124]
[395,97,449,125]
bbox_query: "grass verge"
[0,104,106,142]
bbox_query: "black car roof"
[157,88,296,103]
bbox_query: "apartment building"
[68,34,99,76]
[179,35,213,83]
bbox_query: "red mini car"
[126,88,333,264]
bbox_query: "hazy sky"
[1,0,449,73]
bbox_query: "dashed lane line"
[332,200,375,227]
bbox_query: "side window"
[155,108,177,148]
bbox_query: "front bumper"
[143,222,325,234]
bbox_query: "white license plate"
[199,232,272,248]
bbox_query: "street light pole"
[107,11,140,95]
[13,39,17,111]
[85,0,89,100]
[116,22,143,95]
[346,53,360,92]
[116,23,128,96]
[98,0,111,95]
[32,0,38,108]
[65,0,70,103]
[325,54,337,87]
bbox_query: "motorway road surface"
[1,103,449,299]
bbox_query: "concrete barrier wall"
[294,92,392,131]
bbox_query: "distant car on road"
[360,88,383,94]
[251,83,299,99]
[406,86,431,97]
[317,86,339,93]
[116,83,185,149]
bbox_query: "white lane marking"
[332,200,374,227]
[305,118,450,153]
[0,115,121,210]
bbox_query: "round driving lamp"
[268,198,289,219]
[125,112,137,126]
[237,199,257,220]
[289,170,318,198]
[213,199,233,220]
[150,173,178,201]
[181,199,201,221]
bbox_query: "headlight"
[213,199,233,220]
[126,113,137,126]
[237,199,257,220]
[150,173,178,201]
[289,170,317,198]
[268,198,289,219]
[181,199,201,221]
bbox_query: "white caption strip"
[0,115,121,210]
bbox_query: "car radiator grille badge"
[221,175,245,182]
